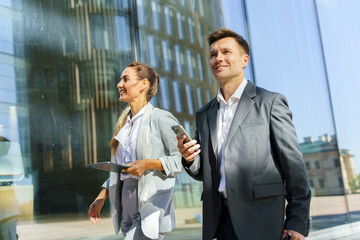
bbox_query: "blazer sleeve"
[157,110,183,177]
[269,94,311,236]
[182,125,203,181]
[102,177,109,189]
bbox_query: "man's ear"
[242,55,249,68]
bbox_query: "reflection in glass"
[0,0,223,238]
[151,0,161,30]
[244,0,351,234]
[186,49,194,78]
[164,6,173,35]
[188,17,195,44]
[172,81,183,113]
[176,12,184,39]
[197,53,204,81]
[196,88,203,108]
[159,77,171,110]
[185,84,194,115]
[175,44,183,75]
[161,40,172,72]
[315,0,360,227]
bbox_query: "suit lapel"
[136,103,154,160]
[226,81,256,143]
[207,99,219,160]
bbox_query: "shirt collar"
[114,103,148,143]
[217,79,248,105]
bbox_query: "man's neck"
[219,76,244,102]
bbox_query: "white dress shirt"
[216,79,248,197]
[114,104,147,180]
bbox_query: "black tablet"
[86,162,130,172]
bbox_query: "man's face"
[209,37,249,82]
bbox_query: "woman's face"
[117,67,147,103]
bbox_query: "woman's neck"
[129,97,148,118]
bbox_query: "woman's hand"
[124,159,149,176]
[88,188,108,224]
[124,159,164,176]
[88,199,105,224]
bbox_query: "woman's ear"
[139,78,150,91]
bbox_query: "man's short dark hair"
[207,28,250,55]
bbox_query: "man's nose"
[215,53,224,62]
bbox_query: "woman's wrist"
[144,159,163,170]
[96,188,109,200]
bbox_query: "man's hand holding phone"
[172,125,201,164]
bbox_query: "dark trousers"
[215,198,239,240]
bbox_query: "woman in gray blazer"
[88,62,183,239]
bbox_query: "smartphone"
[171,125,192,143]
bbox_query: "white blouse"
[114,104,147,180]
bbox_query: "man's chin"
[213,72,230,80]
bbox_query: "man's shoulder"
[253,84,284,102]
[196,98,217,115]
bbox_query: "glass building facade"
[0,0,359,239]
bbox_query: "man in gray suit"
[177,28,311,240]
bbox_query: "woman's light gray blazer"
[102,103,183,239]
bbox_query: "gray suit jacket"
[184,81,311,240]
[103,103,183,239]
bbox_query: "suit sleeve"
[157,111,183,177]
[182,114,203,181]
[269,94,311,236]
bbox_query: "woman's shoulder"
[149,107,177,124]
[151,106,172,117]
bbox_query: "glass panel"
[316,0,360,228]
[186,49,194,78]
[197,21,204,48]
[246,0,346,234]
[219,0,254,82]
[172,81,183,113]
[159,77,171,110]
[196,87,203,108]
[115,16,131,51]
[0,0,224,239]
[151,0,161,30]
[164,5,173,35]
[137,0,147,26]
[175,44,184,75]
[185,84,194,115]
[161,40,172,72]
[176,12,184,39]
[0,1,135,239]
[147,35,157,67]
[197,53,204,81]
[188,17,195,44]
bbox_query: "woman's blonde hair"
[109,62,160,154]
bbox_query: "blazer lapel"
[136,103,154,160]
[207,99,219,159]
[227,81,256,143]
